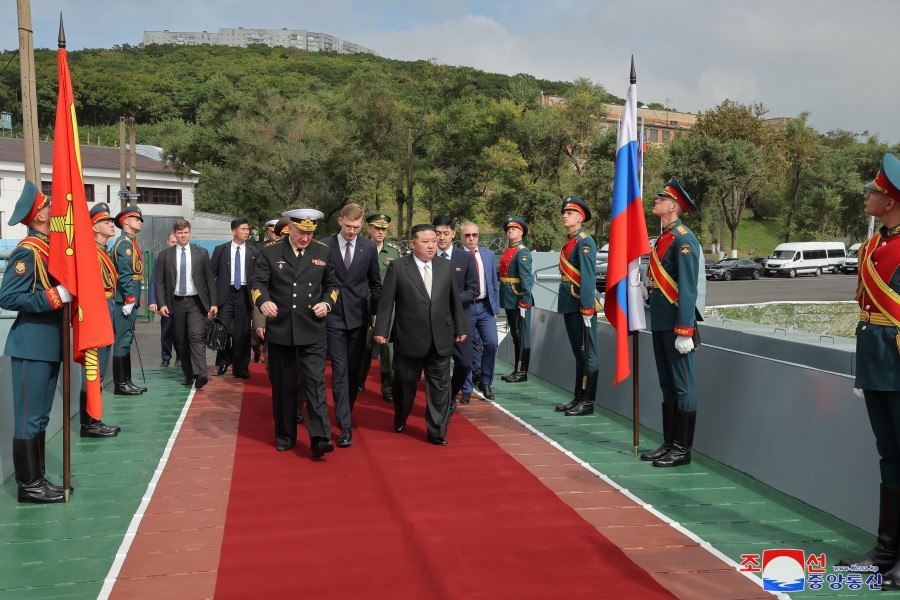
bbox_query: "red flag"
[48,46,114,420]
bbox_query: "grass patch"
[705,302,860,339]
[728,217,786,258]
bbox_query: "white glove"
[640,285,649,302]
[853,388,865,399]
[55,285,72,303]
[519,307,526,318]
[122,302,136,317]
[582,314,592,328]
[675,335,694,354]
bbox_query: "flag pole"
[57,14,72,502]
[629,57,641,459]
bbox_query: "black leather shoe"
[195,374,209,389]
[160,360,170,368]
[427,435,448,446]
[382,393,393,403]
[80,421,119,438]
[565,401,594,416]
[18,480,66,504]
[459,392,471,405]
[181,377,194,386]
[114,384,142,396]
[233,371,249,379]
[394,422,406,433]
[337,429,353,448]
[216,364,228,375]
[276,440,295,452]
[296,413,305,425]
[555,398,579,413]
[505,371,527,383]
[124,381,146,394]
[311,439,335,458]
[478,384,494,401]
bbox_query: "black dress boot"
[565,370,598,416]
[501,344,521,382]
[640,403,676,461]
[113,357,140,395]
[653,409,696,467]
[14,438,65,504]
[37,431,71,495]
[124,353,148,393]
[79,391,119,438]
[505,349,530,383]
[881,559,900,590]
[555,366,584,412]
[839,484,900,573]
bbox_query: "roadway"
[704,271,858,306]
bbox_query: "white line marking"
[483,399,786,599]
[97,386,197,600]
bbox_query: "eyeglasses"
[462,233,479,238]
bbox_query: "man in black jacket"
[211,218,260,379]
[374,224,468,445]
[322,204,381,448]
[251,209,339,458]
[154,219,218,390]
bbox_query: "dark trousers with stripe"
[864,390,900,487]
[652,331,697,411]
[505,307,531,350]
[11,358,61,439]
[267,340,331,448]
[113,302,139,357]
[563,312,598,372]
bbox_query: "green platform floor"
[0,366,192,600]
[490,360,881,598]
[0,361,884,598]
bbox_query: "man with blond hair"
[323,203,382,448]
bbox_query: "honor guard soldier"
[554,196,600,416]
[0,182,72,503]
[499,217,533,383]
[112,205,147,395]
[641,178,702,468]
[80,203,122,438]
[359,213,401,402]
[251,208,339,458]
[839,153,900,589]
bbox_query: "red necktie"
[471,249,484,298]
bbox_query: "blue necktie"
[178,246,187,296]
[234,246,242,290]
[344,242,352,270]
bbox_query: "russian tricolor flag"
[604,59,650,385]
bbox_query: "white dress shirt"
[230,241,246,287]
[176,243,198,296]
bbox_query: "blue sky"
[3,0,899,143]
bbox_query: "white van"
[764,242,847,277]
[841,243,862,274]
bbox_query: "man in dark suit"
[251,209,339,458]
[211,218,260,379]
[149,233,178,367]
[460,221,501,401]
[432,216,479,411]
[322,203,382,448]
[374,224,468,445]
[154,219,218,390]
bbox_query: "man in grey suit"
[374,224,469,445]
[155,219,218,389]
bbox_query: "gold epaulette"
[676,225,688,235]
[314,240,329,247]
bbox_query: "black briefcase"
[204,317,232,352]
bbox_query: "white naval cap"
[283,208,324,232]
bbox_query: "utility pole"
[17,0,41,183]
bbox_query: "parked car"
[706,258,762,281]
[595,239,656,291]
[841,243,862,274]
[752,256,769,267]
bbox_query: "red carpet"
[213,362,675,599]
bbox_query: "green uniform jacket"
[855,224,900,391]
[112,232,144,305]
[250,237,339,346]
[648,220,703,335]
[376,242,401,281]
[557,228,598,315]
[500,243,533,309]
[0,231,64,362]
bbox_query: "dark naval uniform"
[250,209,339,456]
[839,153,900,587]
[111,206,146,395]
[554,196,600,417]
[499,217,533,383]
[644,178,702,468]
[0,181,68,503]
[360,215,401,402]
